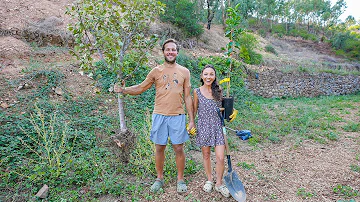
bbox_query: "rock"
[54,87,63,95]
[1,102,9,109]
[35,184,49,199]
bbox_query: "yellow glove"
[186,124,196,135]
[229,109,238,122]
[219,78,230,85]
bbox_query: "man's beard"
[164,56,176,64]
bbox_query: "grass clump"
[265,45,278,56]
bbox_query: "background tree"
[345,15,356,27]
[159,0,204,37]
[206,0,220,29]
[67,0,164,133]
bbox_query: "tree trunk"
[221,0,226,27]
[207,0,213,30]
[117,94,127,132]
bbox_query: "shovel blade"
[224,171,246,202]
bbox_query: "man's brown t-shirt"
[142,64,191,116]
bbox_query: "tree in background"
[345,15,356,27]
[206,0,220,29]
[159,0,204,37]
[67,0,164,135]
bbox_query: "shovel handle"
[222,126,230,158]
[217,108,233,173]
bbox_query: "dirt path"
[138,129,359,201]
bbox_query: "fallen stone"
[35,184,49,199]
[1,102,9,109]
[54,87,63,95]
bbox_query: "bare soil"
[1,1,359,202]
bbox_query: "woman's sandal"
[203,181,213,193]
[150,178,164,193]
[215,184,230,197]
[177,180,187,193]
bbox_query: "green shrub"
[331,31,354,50]
[272,24,286,35]
[331,31,360,60]
[265,45,278,55]
[239,47,263,65]
[289,28,318,41]
[235,32,263,65]
[258,29,267,37]
[248,18,257,27]
[160,0,203,38]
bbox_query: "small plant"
[326,131,339,141]
[342,122,360,132]
[268,134,281,143]
[223,3,245,98]
[350,164,360,173]
[238,162,255,170]
[17,104,77,180]
[333,184,359,198]
[297,188,315,199]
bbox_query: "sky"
[330,0,360,21]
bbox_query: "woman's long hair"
[200,64,222,102]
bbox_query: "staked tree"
[67,0,164,133]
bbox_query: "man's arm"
[114,78,153,95]
[184,83,195,130]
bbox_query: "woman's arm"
[193,89,198,118]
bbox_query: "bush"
[265,45,278,55]
[235,32,263,65]
[272,24,286,35]
[160,0,203,38]
[240,48,263,65]
[258,29,267,38]
[331,31,360,60]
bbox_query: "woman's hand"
[229,108,238,122]
[186,124,196,135]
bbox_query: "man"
[114,39,195,193]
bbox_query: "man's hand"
[114,81,125,93]
[229,108,238,122]
[186,123,196,136]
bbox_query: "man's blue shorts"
[150,114,189,145]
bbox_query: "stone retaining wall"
[0,16,74,47]
[245,69,360,98]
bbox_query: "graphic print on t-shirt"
[163,73,179,90]
[173,72,179,85]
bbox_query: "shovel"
[217,108,246,202]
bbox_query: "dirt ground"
[1,1,360,202]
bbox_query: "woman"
[193,64,230,197]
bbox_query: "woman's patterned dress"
[195,88,225,147]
